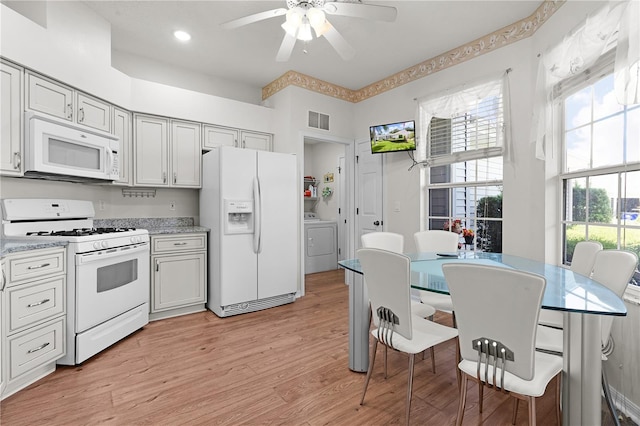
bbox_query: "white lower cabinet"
[150,233,207,320]
[1,247,66,400]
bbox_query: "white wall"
[112,50,262,106]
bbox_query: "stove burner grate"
[26,227,137,237]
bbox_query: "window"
[419,76,507,253]
[560,62,640,285]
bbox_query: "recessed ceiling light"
[174,30,191,41]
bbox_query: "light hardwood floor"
[1,269,562,425]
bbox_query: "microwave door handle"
[106,148,113,173]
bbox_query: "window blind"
[418,75,508,167]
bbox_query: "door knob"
[373,220,380,226]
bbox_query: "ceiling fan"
[221,0,397,62]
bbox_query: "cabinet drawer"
[7,275,66,334]
[8,249,65,284]
[152,234,207,253]
[8,317,65,380]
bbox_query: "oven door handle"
[76,242,149,265]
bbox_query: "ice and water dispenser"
[224,200,254,234]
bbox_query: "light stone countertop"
[93,217,209,236]
[1,239,68,257]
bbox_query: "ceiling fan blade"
[323,2,397,22]
[221,8,287,30]
[322,22,355,61]
[276,33,297,62]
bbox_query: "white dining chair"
[443,263,563,426]
[538,240,603,328]
[535,249,638,426]
[361,232,437,373]
[357,248,458,426]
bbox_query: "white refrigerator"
[200,146,298,317]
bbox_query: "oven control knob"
[101,241,109,248]
[93,242,101,249]
[131,236,139,244]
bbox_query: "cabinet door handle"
[173,172,177,184]
[1,268,6,291]
[156,260,160,272]
[67,103,73,120]
[27,263,51,270]
[234,139,238,148]
[174,242,188,246]
[13,152,21,169]
[27,298,50,307]
[79,107,85,122]
[163,172,167,184]
[242,139,246,148]
[27,342,50,354]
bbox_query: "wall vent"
[308,111,330,131]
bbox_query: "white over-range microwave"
[24,111,120,182]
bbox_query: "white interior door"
[338,155,346,260]
[356,140,383,247]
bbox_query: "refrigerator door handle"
[253,176,262,254]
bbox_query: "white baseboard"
[609,385,640,425]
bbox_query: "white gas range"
[1,199,150,365]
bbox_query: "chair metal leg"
[360,340,378,405]
[456,372,468,426]
[455,337,462,390]
[528,396,536,426]
[556,374,561,426]
[406,354,416,426]
[383,346,388,379]
[602,363,621,426]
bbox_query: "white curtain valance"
[531,0,640,160]
[416,72,510,165]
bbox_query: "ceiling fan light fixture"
[281,20,298,37]
[312,20,331,37]
[285,8,303,26]
[306,7,325,27]
[297,20,313,41]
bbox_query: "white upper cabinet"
[134,114,169,186]
[1,61,23,176]
[26,72,111,132]
[202,125,238,150]
[134,114,201,188]
[76,93,110,132]
[241,130,272,151]
[26,72,74,121]
[171,120,201,187]
[112,107,132,186]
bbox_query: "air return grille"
[308,111,329,131]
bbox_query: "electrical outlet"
[169,201,176,211]
[98,200,106,211]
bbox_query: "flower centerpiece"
[462,228,474,244]
[443,219,462,234]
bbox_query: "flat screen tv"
[369,120,416,154]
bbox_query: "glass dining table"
[338,251,628,426]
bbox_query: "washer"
[304,212,338,274]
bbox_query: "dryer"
[304,212,338,274]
